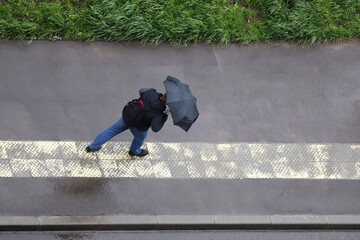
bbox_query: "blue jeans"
[89,117,148,154]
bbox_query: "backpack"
[122,99,145,127]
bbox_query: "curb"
[0,215,360,231]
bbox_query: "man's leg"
[129,127,148,155]
[88,117,128,151]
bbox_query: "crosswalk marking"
[0,140,359,179]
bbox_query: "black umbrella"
[163,76,199,132]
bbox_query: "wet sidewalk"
[1,40,360,143]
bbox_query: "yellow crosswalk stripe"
[0,141,359,179]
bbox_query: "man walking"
[86,88,169,157]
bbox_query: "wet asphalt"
[0,178,360,216]
[0,40,360,218]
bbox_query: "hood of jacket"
[140,88,165,112]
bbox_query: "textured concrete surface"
[0,140,360,179]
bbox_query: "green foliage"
[0,0,359,44]
[256,0,360,43]
[76,0,264,44]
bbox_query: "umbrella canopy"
[163,76,199,132]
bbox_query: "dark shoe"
[86,146,101,153]
[129,149,149,157]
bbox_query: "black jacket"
[136,88,167,132]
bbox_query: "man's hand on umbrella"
[164,108,171,116]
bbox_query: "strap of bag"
[139,100,144,110]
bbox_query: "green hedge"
[1,0,359,44]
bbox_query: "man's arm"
[151,114,168,132]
